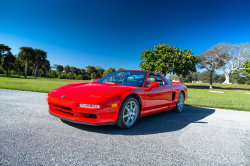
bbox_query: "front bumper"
[47,96,118,125]
[49,112,116,126]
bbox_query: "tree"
[91,72,97,81]
[118,67,125,71]
[0,44,11,66]
[64,65,71,79]
[108,67,116,73]
[14,56,22,77]
[80,68,86,80]
[231,70,246,84]
[70,66,76,79]
[140,43,198,77]
[216,74,226,83]
[19,47,34,78]
[168,74,184,82]
[102,70,109,77]
[42,59,51,78]
[52,64,58,70]
[33,49,47,79]
[198,44,225,88]
[86,66,96,76]
[2,52,16,76]
[75,68,81,77]
[220,43,250,84]
[185,72,199,82]
[244,61,250,77]
[97,68,105,78]
[56,65,64,77]
[102,67,116,77]
[199,71,211,83]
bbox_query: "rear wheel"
[116,97,140,129]
[174,92,185,113]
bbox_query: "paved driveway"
[0,89,249,165]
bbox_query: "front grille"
[51,104,74,116]
[56,109,74,116]
[52,104,72,111]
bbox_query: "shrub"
[0,66,5,74]
[10,70,15,75]
[76,75,83,80]
[58,73,66,79]
[50,70,58,78]
[68,73,76,79]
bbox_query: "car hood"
[50,82,125,101]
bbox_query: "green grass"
[0,74,91,93]
[0,75,250,111]
[185,83,250,112]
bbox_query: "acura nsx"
[47,70,188,129]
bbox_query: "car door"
[143,75,173,113]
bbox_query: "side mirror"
[95,78,101,81]
[144,82,160,91]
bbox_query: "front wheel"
[116,97,140,129]
[174,92,185,113]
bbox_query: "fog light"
[79,104,100,108]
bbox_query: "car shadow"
[61,106,215,135]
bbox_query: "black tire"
[173,92,185,113]
[116,97,140,129]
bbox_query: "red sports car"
[47,70,187,129]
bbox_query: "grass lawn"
[0,74,250,111]
[0,74,91,93]
[185,83,250,112]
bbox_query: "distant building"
[96,66,101,69]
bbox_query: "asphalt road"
[0,89,250,165]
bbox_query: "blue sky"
[1,0,250,71]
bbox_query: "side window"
[155,76,162,82]
[165,78,173,85]
[155,76,165,86]
[146,74,168,86]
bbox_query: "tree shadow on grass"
[61,106,215,135]
[187,85,250,91]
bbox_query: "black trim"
[49,112,116,126]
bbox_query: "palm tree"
[91,72,97,81]
[57,65,64,77]
[0,44,11,66]
[97,68,105,78]
[75,68,81,78]
[14,56,22,77]
[52,64,58,70]
[33,49,47,79]
[86,66,96,76]
[3,52,16,76]
[70,66,76,79]
[42,59,51,78]
[64,65,71,79]
[80,68,86,80]
[19,47,34,78]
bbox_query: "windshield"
[96,71,147,87]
